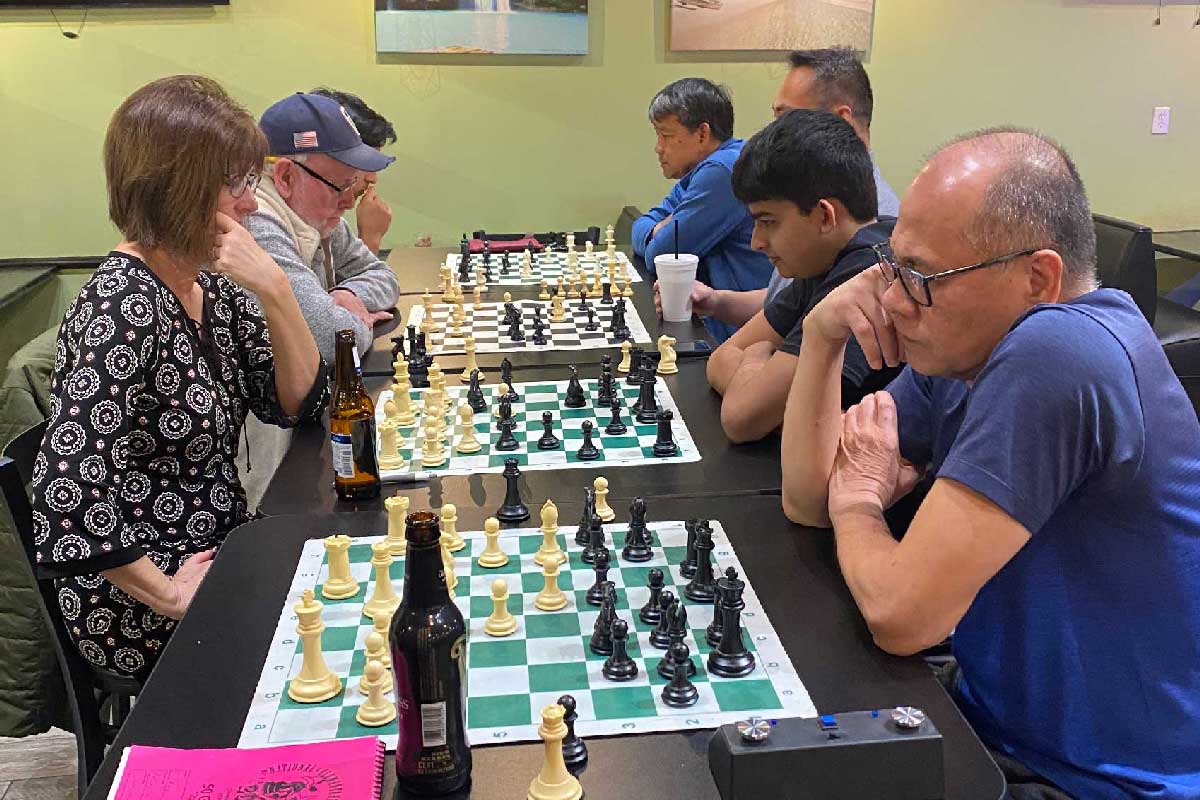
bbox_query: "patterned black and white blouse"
[32,253,328,682]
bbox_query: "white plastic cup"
[655,253,700,322]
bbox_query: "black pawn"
[507,314,525,342]
[500,251,511,275]
[500,357,514,389]
[657,602,696,678]
[575,487,594,547]
[684,522,717,603]
[585,548,611,606]
[584,306,598,332]
[494,401,520,451]
[564,366,587,409]
[576,420,600,461]
[604,396,627,436]
[596,366,614,405]
[639,568,665,624]
[680,519,700,579]
[495,457,529,522]
[532,317,547,345]
[558,695,587,772]
[581,511,608,565]
[589,585,616,655]
[601,281,613,304]
[577,290,588,311]
[652,409,678,458]
[708,567,756,678]
[649,590,675,649]
[537,410,560,450]
[622,496,652,562]
[466,369,487,414]
[602,619,638,681]
[705,580,724,648]
[661,643,699,708]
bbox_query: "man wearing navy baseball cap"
[246,92,401,362]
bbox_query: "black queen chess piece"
[494,400,520,451]
[581,511,609,566]
[684,520,718,603]
[537,411,561,450]
[589,584,617,655]
[585,548,611,606]
[648,591,675,650]
[575,487,594,547]
[707,566,757,678]
[495,457,530,522]
[621,496,652,562]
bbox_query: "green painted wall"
[0,0,1196,260]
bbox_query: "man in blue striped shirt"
[632,78,774,343]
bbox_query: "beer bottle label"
[331,433,355,478]
[420,702,447,747]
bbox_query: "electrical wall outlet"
[1152,107,1171,135]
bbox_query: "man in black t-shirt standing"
[706,109,900,443]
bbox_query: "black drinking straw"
[673,219,679,259]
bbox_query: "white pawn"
[477,517,509,568]
[484,578,518,637]
[455,404,482,454]
[384,493,409,556]
[358,631,393,694]
[550,294,566,323]
[535,559,567,612]
[363,540,400,620]
[534,499,566,568]
[371,610,393,669]
[355,661,397,727]
[441,503,465,552]
[593,476,615,522]
[617,340,632,374]
[421,418,445,468]
[539,280,551,301]
[657,334,679,375]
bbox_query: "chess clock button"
[891,706,927,730]
[817,713,839,731]
[737,716,772,743]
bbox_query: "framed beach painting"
[669,0,874,53]
[375,0,589,55]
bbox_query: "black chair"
[1093,213,1158,324]
[1,421,140,795]
[613,205,642,247]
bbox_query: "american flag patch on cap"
[293,131,318,148]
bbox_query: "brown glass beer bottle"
[330,329,381,501]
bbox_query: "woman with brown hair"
[31,75,329,683]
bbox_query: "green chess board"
[374,376,701,479]
[238,520,815,749]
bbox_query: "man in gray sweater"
[248,92,401,361]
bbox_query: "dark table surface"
[257,359,783,517]
[82,497,1004,800]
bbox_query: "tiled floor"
[0,730,77,800]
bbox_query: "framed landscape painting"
[669,0,874,53]
[375,0,589,55]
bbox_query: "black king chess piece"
[639,567,665,624]
[626,347,644,386]
[707,566,757,678]
[495,457,530,522]
[706,576,725,647]
[681,519,700,579]
[558,695,588,773]
[537,411,560,450]
[661,643,699,708]
[635,365,659,424]
[586,548,611,606]
[589,585,617,655]
[602,619,639,681]
[684,521,717,603]
[622,496,652,562]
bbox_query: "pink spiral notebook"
[106,736,386,800]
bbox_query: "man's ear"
[273,160,296,200]
[815,198,839,233]
[1027,249,1065,303]
[696,122,712,146]
[831,104,855,126]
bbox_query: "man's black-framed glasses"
[291,160,361,200]
[872,241,1041,307]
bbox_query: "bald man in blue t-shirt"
[782,127,1200,799]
